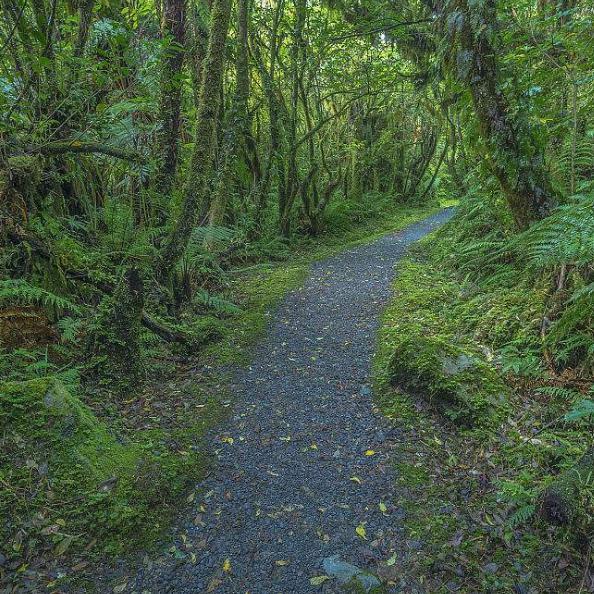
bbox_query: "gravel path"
[129,210,453,594]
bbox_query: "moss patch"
[376,258,507,427]
[0,377,205,587]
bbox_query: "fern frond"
[0,280,81,314]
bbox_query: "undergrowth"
[374,187,594,592]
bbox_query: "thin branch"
[329,18,433,43]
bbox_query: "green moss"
[0,378,202,561]
[375,258,507,427]
[388,334,506,426]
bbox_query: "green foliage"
[377,259,507,427]
[0,280,81,315]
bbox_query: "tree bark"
[74,0,95,58]
[155,0,186,197]
[455,0,557,229]
[157,0,232,283]
[206,0,250,231]
[85,268,145,393]
[279,0,306,237]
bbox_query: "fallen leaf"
[386,553,397,566]
[379,502,387,514]
[350,476,362,484]
[365,450,376,456]
[113,583,127,593]
[275,560,290,566]
[54,535,74,556]
[221,437,234,445]
[310,575,331,585]
[355,523,367,539]
[222,558,231,572]
[207,577,222,592]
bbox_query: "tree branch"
[25,141,144,162]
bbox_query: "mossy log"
[540,447,594,526]
[23,140,144,161]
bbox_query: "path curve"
[131,210,453,593]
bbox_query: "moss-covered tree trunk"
[155,0,186,198]
[188,2,209,110]
[156,0,231,282]
[73,0,95,58]
[207,0,250,230]
[250,0,283,237]
[86,268,145,393]
[279,0,306,237]
[456,0,557,229]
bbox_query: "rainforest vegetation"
[1,0,594,591]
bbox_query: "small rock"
[322,555,381,592]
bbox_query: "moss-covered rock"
[0,377,198,561]
[387,334,507,426]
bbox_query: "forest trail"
[124,210,453,593]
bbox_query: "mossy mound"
[387,334,507,426]
[188,315,225,347]
[0,378,199,562]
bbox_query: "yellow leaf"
[310,443,318,450]
[221,437,234,444]
[275,560,290,566]
[379,502,387,513]
[350,476,362,484]
[386,553,397,566]
[222,558,231,572]
[364,449,376,456]
[355,523,367,539]
[310,575,331,585]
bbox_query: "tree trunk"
[206,0,250,231]
[155,0,186,198]
[157,0,232,283]
[74,0,95,58]
[456,0,557,229]
[279,0,306,237]
[85,268,145,394]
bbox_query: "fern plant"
[0,279,81,315]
